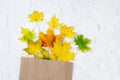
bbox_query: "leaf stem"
[36,22,40,31]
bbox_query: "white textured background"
[0,0,120,80]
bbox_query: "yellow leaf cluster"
[19,10,91,62]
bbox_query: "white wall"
[0,0,120,80]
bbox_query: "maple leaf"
[46,15,62,30]
[39,29,63,47]
[51,40,75,62]
[74,34,91,53]
[19,28,35,42]
[24,40,43,55]
[34,49,51,60]
[49,53,56,60]
[60,25,75,38]
[29,10,44,23]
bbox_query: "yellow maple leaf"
[29,10,44,22]
[19,27,35,42]
[60,25,75,38]
[49,53,56,60]
[51,40,75,62]
[24,40,43,55]
[39,29,63,47]
[34,49,50,59]
[34,53,42,59]
[46,15,62,30]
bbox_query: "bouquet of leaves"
[19,10,91,62]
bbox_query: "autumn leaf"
[49,53,56,60]
[29,10,44,22]
[24,40,43,55]
[34,53,42,59]
[19,28,35,42]
[39,29,63,47]
[51,40,75,62]
[34,49,50,60]
[74,34,91,53]
[42,49,51,60]
[60,25,75,38]
[46,15,62,30]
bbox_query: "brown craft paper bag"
[19,57,73,80]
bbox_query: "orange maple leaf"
[39,29,63,47]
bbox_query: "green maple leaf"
[74,34,91,53]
